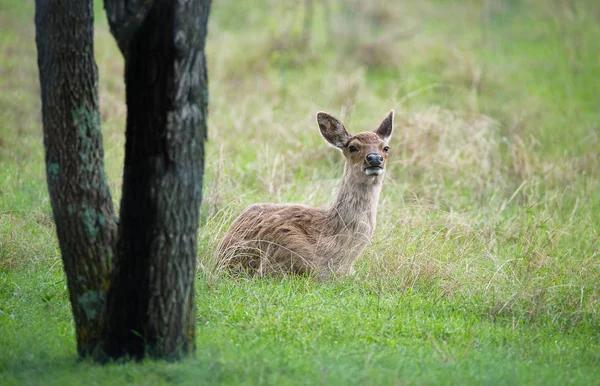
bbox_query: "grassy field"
[1,0,599,384]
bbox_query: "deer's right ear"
[317,112,351,149]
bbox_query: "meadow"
[1,0,599,384]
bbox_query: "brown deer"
[217,110,394,279]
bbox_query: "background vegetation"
[1,0,598,384]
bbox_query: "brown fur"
[217,111,394,279]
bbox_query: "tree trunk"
[35,0,211,361]
[34,0,117,357]
[103,0,211,359]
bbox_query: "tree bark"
[34,0,117,357]
[103,0,211,359]
[35,0,211,361]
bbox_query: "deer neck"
[327,165,383,235]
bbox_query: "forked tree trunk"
[34,0,117,357]
[35,0,211,360]
[103,0,211,359]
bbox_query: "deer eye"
[348,145,359,153]
[383,146,390,153]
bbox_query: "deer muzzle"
[364,153,384,175]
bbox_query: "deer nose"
[365,153,383,167]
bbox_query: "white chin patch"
[364,167,383,176]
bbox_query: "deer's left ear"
[375,110,394,143]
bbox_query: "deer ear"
[376,110,394,143]
[317,112,351,149]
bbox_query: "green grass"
[1,273,598,385]
[1,0,599,384]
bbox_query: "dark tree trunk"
[103,0,211,359]
[34,0,117,357]
[35,0,211,361]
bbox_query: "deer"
[217,110,394,279]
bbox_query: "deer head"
[317,111,394,184]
